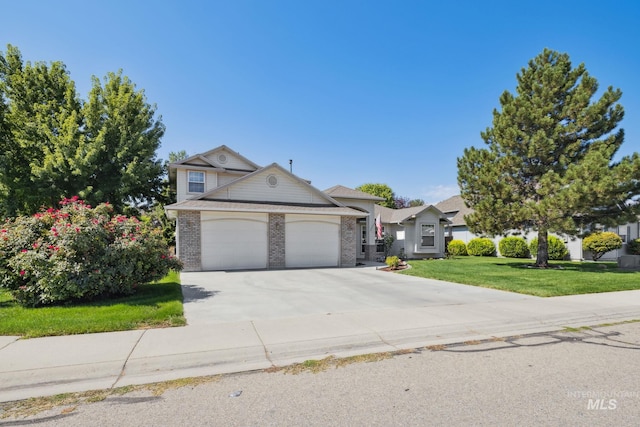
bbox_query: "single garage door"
[285,214,340,268]
[201,212,268,270]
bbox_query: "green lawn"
[402,257,640,297]
[0,271,185,338]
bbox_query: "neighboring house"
[164,145,453,271]
[435,195,640,261]
[374,204,451,260]
[434,195,475,242]
[325,186,451,260]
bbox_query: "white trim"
[187,170,205,193]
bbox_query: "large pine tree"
[457,48,640,267]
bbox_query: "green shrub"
[385,256,400,269]
[498,236,529,258]
[447,239,468,256]
[582,232,623,261]
[467,238,496,256]
[627,238,640,255]
[0,197,182,307]
[529,235,569,260]
[383,233,395,258]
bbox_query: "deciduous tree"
[394,196,425,209]
[356,183,396,208]
[0,45,166,216]
[0,45,85,216]
[82,71,165,211]
[458,48,640,267]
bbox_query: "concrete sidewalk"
[1,283,640,403]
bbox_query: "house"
[433,195,475,242]
[373,204,450,259]
[165,146,369,271]
[324,186,451,260]
[435,195,640,260]
[164,146,451,271]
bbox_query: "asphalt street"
[3,322,639,426]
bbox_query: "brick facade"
[268,213,286,268]
[175,211,358,271]
[177,211,201,271]
[340,216,357,267]
[363,244,378,262]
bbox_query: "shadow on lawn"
[0,282,185,309]
[495,261,638,274]
[78,281,184,307]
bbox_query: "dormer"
[170,145,261,202]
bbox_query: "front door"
[358,223,367,259]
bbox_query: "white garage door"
[201,212,268,270]
[286,214,340,268]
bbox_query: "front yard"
[403,257,640,297]
[0,271,185,338]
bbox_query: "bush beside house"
[0,197,182,307]
[529,236,569,261]
[467,238,496,256]
[447,239,468,256]
[498,236,530,258]
[582,232,623,261]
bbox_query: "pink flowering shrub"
[0,197,182,306]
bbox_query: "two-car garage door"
[285,214,340,268]
[200,212,340,270]
[201,212,269,271]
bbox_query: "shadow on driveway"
[181,285,220,303]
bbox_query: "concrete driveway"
[180,264,533,325]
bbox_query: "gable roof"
[170,145,261,171]
[435,195,473,226]
[324,185,385,201]
[165,162,370,218]
[374,204,450,224]
[196,163,343,205]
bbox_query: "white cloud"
[420,184,460,205]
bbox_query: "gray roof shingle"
[324,185,385,201]
[435,195,473,226]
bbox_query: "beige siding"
[219,172,324,204]
[176,169,219,202]
[204,149,256,170]
[204,171,218,194]
[218,173,241,187]
[176,169,187,202]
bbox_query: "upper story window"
[420,224,435,247]
[188,171,205,193]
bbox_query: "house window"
[421,224,435,247]
[188,171,205,193]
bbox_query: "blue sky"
[3,1,639,204]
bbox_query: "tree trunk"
[535,229,550,268]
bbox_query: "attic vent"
[267,174,278,187]
[217,153,228,164]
